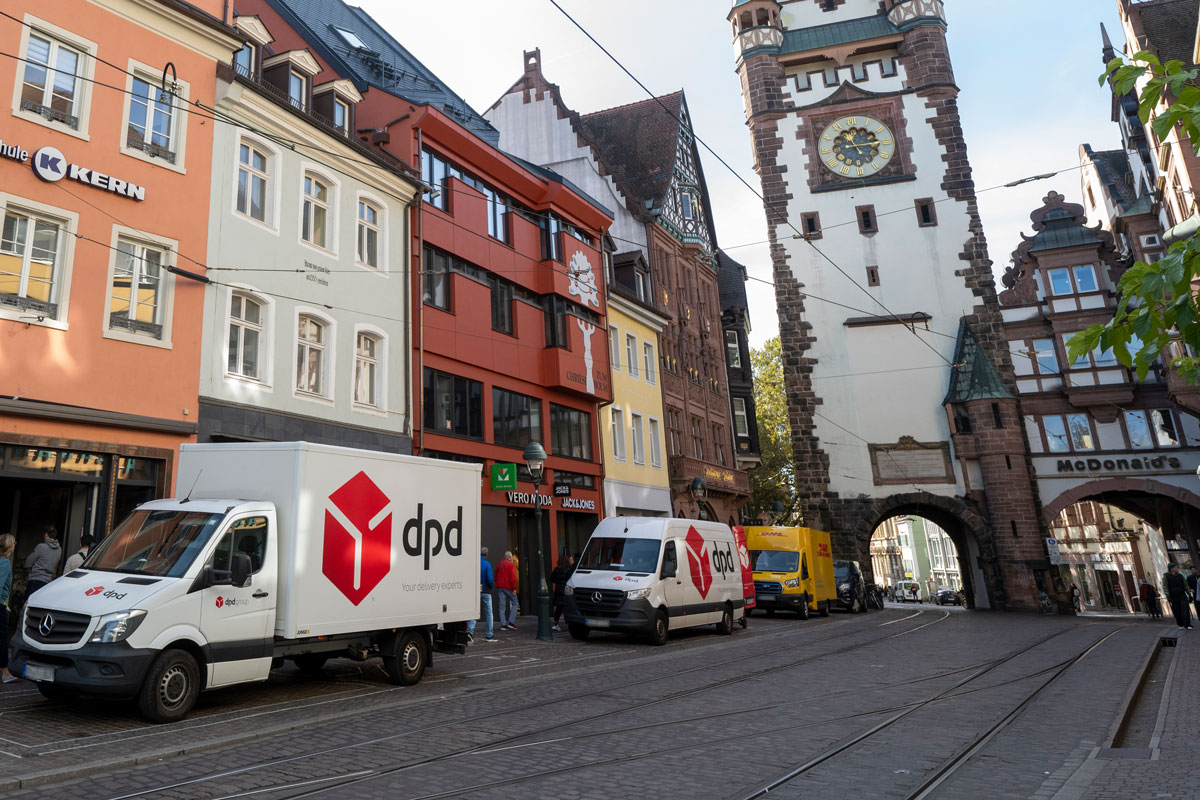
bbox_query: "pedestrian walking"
[511,552,520,616]
[1164,564,1193,630]
[63,533,93,574]
[550,555,573,631]
[496,551,519,630]
[1188,566,1200,622]
[24,525,61,597]
[1070,584,1081,612]
[0,534,14,683]
[1139,579,1162,620]
[466,547,497,643]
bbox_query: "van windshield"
[578,537,660,572]
[751,550,799,573]
[86,509,225,577]
[834,562,850,580]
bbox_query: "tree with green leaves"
[1068,52,1200,382]
[748,336,800,522]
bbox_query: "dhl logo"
[817,543,831,557]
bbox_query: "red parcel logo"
[323,471,393,606]
[85,586,104,596]
[685,525,713,599]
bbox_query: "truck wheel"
[650,609,669,646]
[568,623,589,641]
[37,684,76,703]
[716,604,733,635]
[819,602,830,617]
[293,654,330,674]
[799,601,810,620]
[384,631,427,686]
[137,648,200,723]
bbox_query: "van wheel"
[716,604,733,635]
[650,610,669,646]
[798,601,810,621]
[137,648,200,723]
[384,631,427,686]
[818,602,830,617]
[293,653,330,674]
[568,623,589,641]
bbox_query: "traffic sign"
[1045,537,1062,566]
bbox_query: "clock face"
[817,115,896,178]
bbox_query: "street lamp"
[690,476,707,520]
[522,441,553,642]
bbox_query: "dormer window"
[288,72,306,110]
[333,97,349,135]
[313,80,362,138]
[263,50,320,115]
[233,15,273,79]
[234,43,255,78]
[1047,265,1098,296]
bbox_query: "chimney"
[524,48,542,77]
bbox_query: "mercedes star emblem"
[591,591,603,604]
[39,613,55,637]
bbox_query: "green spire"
[943,322,1013,404]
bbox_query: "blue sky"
[364,0,1128,348]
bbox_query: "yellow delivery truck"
[745,527,836,619]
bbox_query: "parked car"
[833,560,868,613]
[936,588,963,606]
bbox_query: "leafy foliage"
[1067,52,1200,383]
[748,336,801,523]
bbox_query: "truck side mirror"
[231,554,253,588]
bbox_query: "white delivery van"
[564,517,745,645]
[11,442,480,722]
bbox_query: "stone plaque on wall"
[869,436,954,485]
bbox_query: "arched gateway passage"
[857,492,994,610]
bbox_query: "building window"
[801,212,821,239]
[302,173,330,249]
[424,368,483,439]
[725,330,741,368]
[667,410,682,457]
[541,214,562,262]
[357,200,380,268]
[649,418,663,467]
[713,424,727,466]
[691,416,705,460]
[333,97,350,136]
[551,403,592,460]
[0,209,64,318]
[227,292,264,379]
[1048,265,1098,295]
[422,247,450,310]
[493,387,541,449]
[288,71,306,110]
[21,32,83,129]
[681,190,695,220]
[334,27,366,48]
[1044,414,1093,452]
[484,187,509,242]
[644,342,656,385]
[626,333,639,377]
[544,295,569,349]
[490,275,514,334]
[1125,410,1179,448]
[127,77,176,162]
[915,198,937,227]
[610,407,626,461]
[732,397,749,437]
[296,315,328,396]
[609,325,620,370]
[421,149,448,210]
[236,142,270,223]
[108,237,164,339]
[233,43,255,78]
[354,332,380,408]
[866,266,880,287]
[631,413,645,465]
[1033,339,1058,374]
[856,204,877,234]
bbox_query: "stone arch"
[1040,477,1200,523]
[856,491,996,609]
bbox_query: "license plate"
[585,618,611,628]
[23,664,55,682]
[759,594,778,602]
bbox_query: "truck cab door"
[200,513,277,687]
[661,540,690,614]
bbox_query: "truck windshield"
[578,537,660,572]
[751,550,799,573]
[86,509,225,577]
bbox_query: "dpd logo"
[215,596,224,608]
[684,526,713,599]
[737,542,751,571]
[31,146,66,183]
[402,504,463,570]
[711,542,737,580]
[85,586,104,596]
[323,471,393,606]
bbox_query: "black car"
[936,588,963,606]
[833,560,868,613]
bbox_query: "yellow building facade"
[602,290,672,516]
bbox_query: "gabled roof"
[1135,0,1199,67]
[580,92,684,210]
[1083,145,1138,210]
[262,0,499,145]
[943,323,1012,404]
[716,250,749,313]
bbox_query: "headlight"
[626,587,652,600]
[564,585,573,596]
[839,583,850,592]
[784,578,799,588]
[89,610,147,643]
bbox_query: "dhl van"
[744,527,836,619]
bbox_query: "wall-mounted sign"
[1045,538,1061,566]
[553,483,572,497]
[503,490,596,512]
[1055,455,1183,474]
[561,497,596,511]
[303,259,329,287]
[0,139,29,164]
[490,463,517,491]
[29,144,145,200]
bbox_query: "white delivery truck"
[11,442,480,722]
[564,517,745,645]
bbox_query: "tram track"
[98,609,947,800]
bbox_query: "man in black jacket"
[1188,566,1200,622]
[1164,564,1192,630]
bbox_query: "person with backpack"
[63,533,93,574]
[467,547,497,643]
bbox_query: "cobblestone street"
[0,608,1190,799]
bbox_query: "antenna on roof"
[180,469,204,504]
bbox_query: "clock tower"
[730,0,1050,610]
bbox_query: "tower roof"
[943,323,1012,404]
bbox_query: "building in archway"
[728,0,1050,609]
